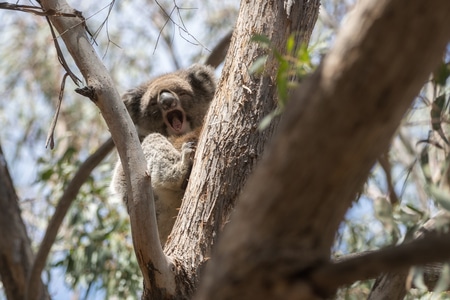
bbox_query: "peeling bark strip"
[197,0,450,299]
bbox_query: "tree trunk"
[0,144,49,300]
[196,0,450,299]
[165,0,320,288]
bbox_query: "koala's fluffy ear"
[186,64,216,101]
[121,87,145,123]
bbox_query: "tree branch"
[313,232,450,295]
[204,31,232,68]
[34,0,175,298]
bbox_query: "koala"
[111,64,216,245]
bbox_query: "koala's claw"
[181,141,196,162]
[183,141,196,149]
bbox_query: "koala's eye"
[177,90,191,98]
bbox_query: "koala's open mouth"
[166,109,185,133]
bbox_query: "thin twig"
[45,73,69,149]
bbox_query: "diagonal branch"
[312,232,450,295]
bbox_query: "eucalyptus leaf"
[434,62,450,87]
[428,185,450,212]
[431,94,449,144]
[249,55,268,75]
[251,34,272,48]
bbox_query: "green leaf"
[420,145,431,183]
[286,35,295,55]
[40,168,54,181]
[258,114,274,131]
[428,185,450,212]
[374,197,393,221]
[251,34,272,48]
[258,108,282,131]
[276,58,290,104]
[434,62,450,87]
[431,94,449,144]
[249,55,267,75]
[403,203,424,216]
[296,44,310,63]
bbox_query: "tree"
[0,144,49,300]
[2,0,450,299]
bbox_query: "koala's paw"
[181,141,196,165]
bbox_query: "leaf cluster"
[249,34,317,130]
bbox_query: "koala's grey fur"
[111,64,216,244]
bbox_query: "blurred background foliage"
[2,0,450,299]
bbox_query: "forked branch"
[29,0,174,299]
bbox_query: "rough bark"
[165,0,320,288]
[196,0,450,299]
[0,144,49,300]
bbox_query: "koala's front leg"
[142,133,195,192]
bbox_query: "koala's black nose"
[159,91,177,110]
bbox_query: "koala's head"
[122,64,216,138]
